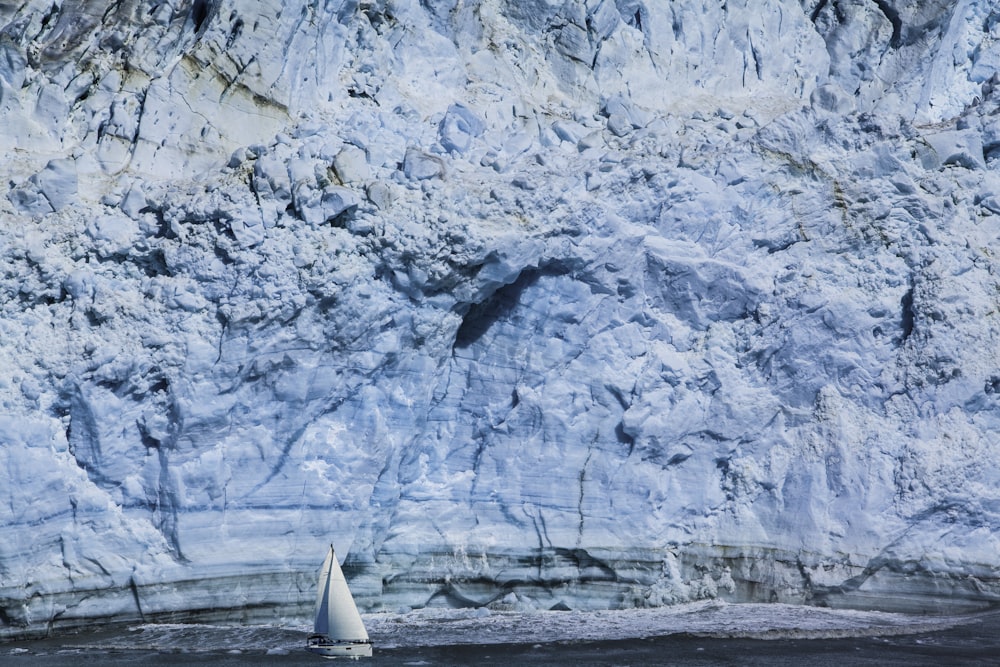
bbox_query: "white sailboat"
[305,545,373,658]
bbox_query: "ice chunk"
[333,145,370,184]
[403,148,445,180]
[9,158,78,214]
[86,215,136,257]
[439,104,485,154]
[293,182,361,226]
[921,129,986,170]
[120,183,147,219]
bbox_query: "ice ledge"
[3,545,996,641]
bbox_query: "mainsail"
[313,545,369,642]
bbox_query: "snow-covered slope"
[3,0,1000,638]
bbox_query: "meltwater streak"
[4,602,999,666]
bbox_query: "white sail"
[313,545,369,642]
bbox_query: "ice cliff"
[3,0,1000,638]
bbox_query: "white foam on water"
[365,601,982,648]
[39,602,984,655]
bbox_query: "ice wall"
[3,0,1000,638]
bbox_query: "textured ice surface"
[3,0,1000,639]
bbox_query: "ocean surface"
[4,602,999,666]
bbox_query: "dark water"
[5,606,999,666]
[5,633,999,667]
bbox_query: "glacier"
[3,0,1000,639]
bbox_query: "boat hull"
[306,636,373,658]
